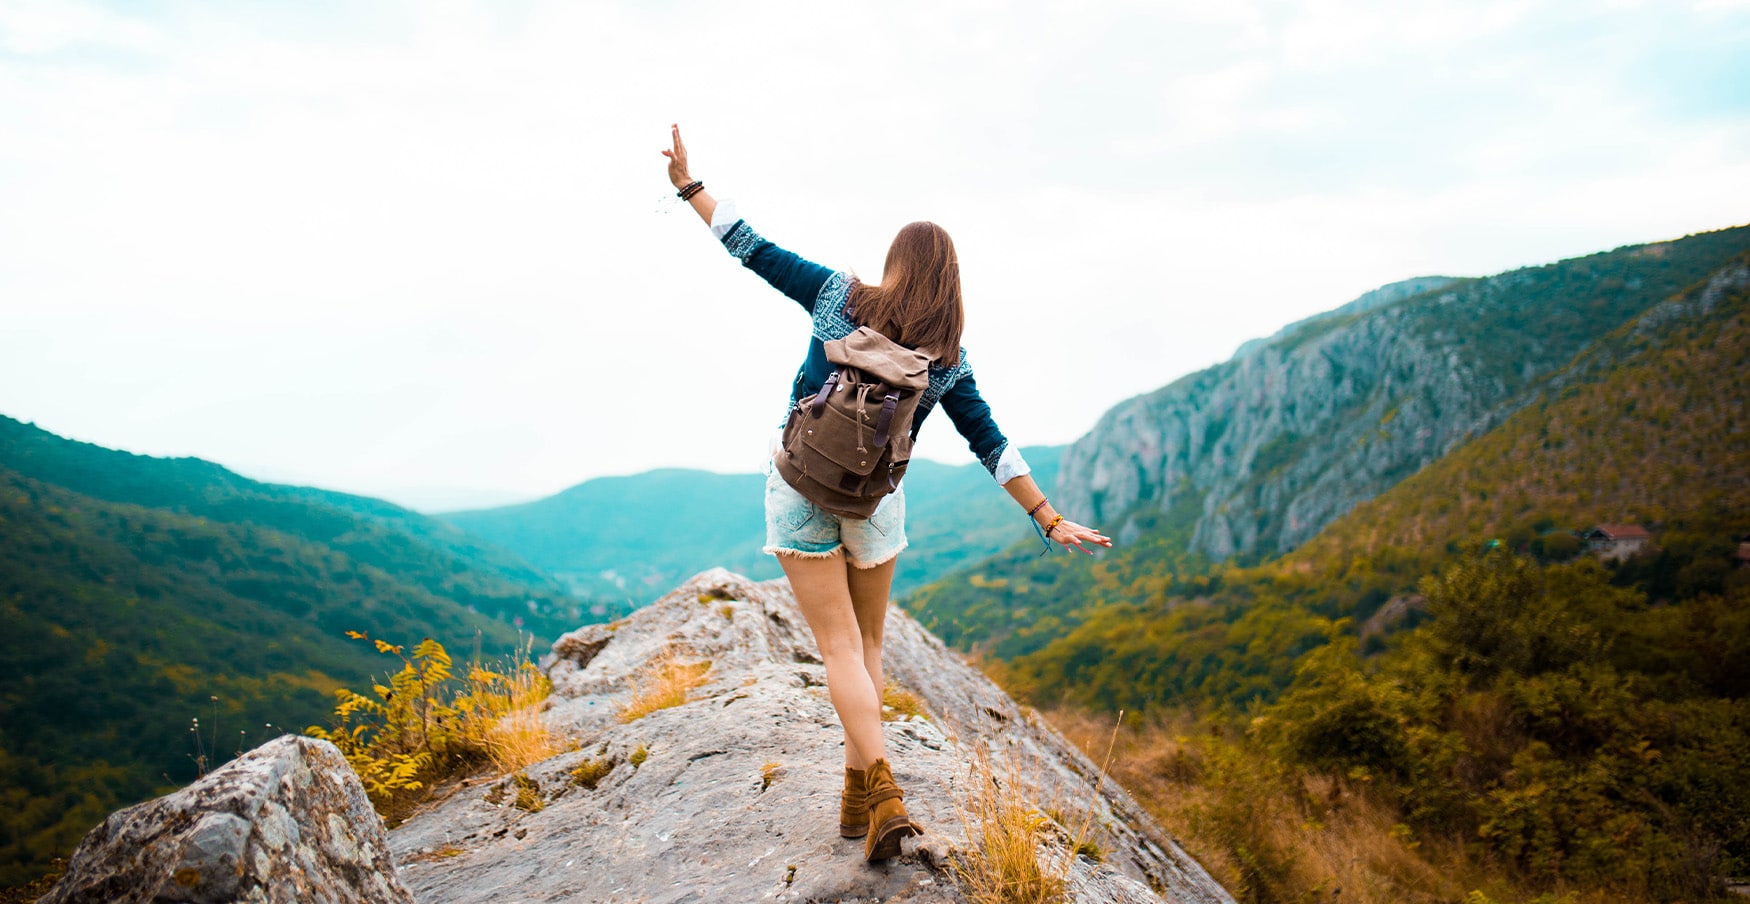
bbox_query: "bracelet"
[677,180,704,200]
[1026,498,1049,519]
[1043,514,1065,538]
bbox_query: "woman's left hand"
[1051,519,1112,555]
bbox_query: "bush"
[305,630,552,816]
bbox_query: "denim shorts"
[763,458,907,568]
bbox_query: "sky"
[3,0,1748,512]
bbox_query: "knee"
[816,633,865,665]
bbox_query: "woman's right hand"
[1050,519,1112,555]
[661,123,692,189]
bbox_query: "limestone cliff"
[1054,226,1750,560]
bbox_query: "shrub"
[304,630,552,815]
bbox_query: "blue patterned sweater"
[720,215,1023,481]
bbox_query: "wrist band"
[1027,498,1049,519]
[677,180,704,200]
[1043,515,1065,538]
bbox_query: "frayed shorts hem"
[762,541,908,570]
[763,544,842,561]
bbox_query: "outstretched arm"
[662,123,717,225]
[937,369,1112,555]
[1002,473,1112,555]
[662,123,834,313]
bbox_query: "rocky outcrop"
[1055,231,1750,560]
[38,569,1231,903]
[387,569,1233,904]
[37,735,413,904]
[1057,276,1497,559]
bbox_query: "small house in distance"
[1585,524,1653,562]
[1733,539,1750,569]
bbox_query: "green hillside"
[996,252,1750,714]
[440,446,1062,603]
[0,417,595,887]
[989,255,1750,901]
[908,224,1750,664]
[0,417,596,637]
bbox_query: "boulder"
[38,735,413,904]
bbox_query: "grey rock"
[391,569,1234,904]
[1055,248,1749,560]
[38,735,414,904]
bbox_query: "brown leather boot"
[862,758,919,861]
[839,766,868,838]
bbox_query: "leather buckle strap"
[864,786,904,808]
[810,372,840,418]
[872,391,899,447]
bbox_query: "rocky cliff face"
[1054,228,1750,560]
[389,569,1232,903]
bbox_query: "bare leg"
[846,555,899,760]
[850,556,903,769]
[778,550,886,771]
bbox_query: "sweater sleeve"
[938,359,1031,483]
[715,201,834,314]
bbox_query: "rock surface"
[1055,232,1750,560]
[38,735,413,904]
[387,568,1234,904]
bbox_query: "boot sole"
[863,816,919,862]
[839,820,868,838]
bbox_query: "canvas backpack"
[774,324,934,519]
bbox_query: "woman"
[661,124,1112,862]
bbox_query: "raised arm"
[662,123,833,312]
[663,123,717,224]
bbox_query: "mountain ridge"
[1054,223,1750,561]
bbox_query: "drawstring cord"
[854,383,871,454]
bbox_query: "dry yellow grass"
[457,636,558,774]
[948,746,1066,904]
[616,649,711,723]
[1039,706,1658,904]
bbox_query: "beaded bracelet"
[677,180,704,201]
[1026,498,1049,519]
[1043,515,1065,538]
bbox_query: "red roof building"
[1585,524,1653,562]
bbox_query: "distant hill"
[910,223,1750,660]
[985,258,1750,901]
[1057,224,1750,561]
[439,446,1062,603]
[0,416,599,887]
[996,250,1750,713]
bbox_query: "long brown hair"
[848,221,964,369]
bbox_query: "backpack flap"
[823,326,932,389]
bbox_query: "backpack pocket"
[794,392,889,477]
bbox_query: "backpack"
[774,325,934,519]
